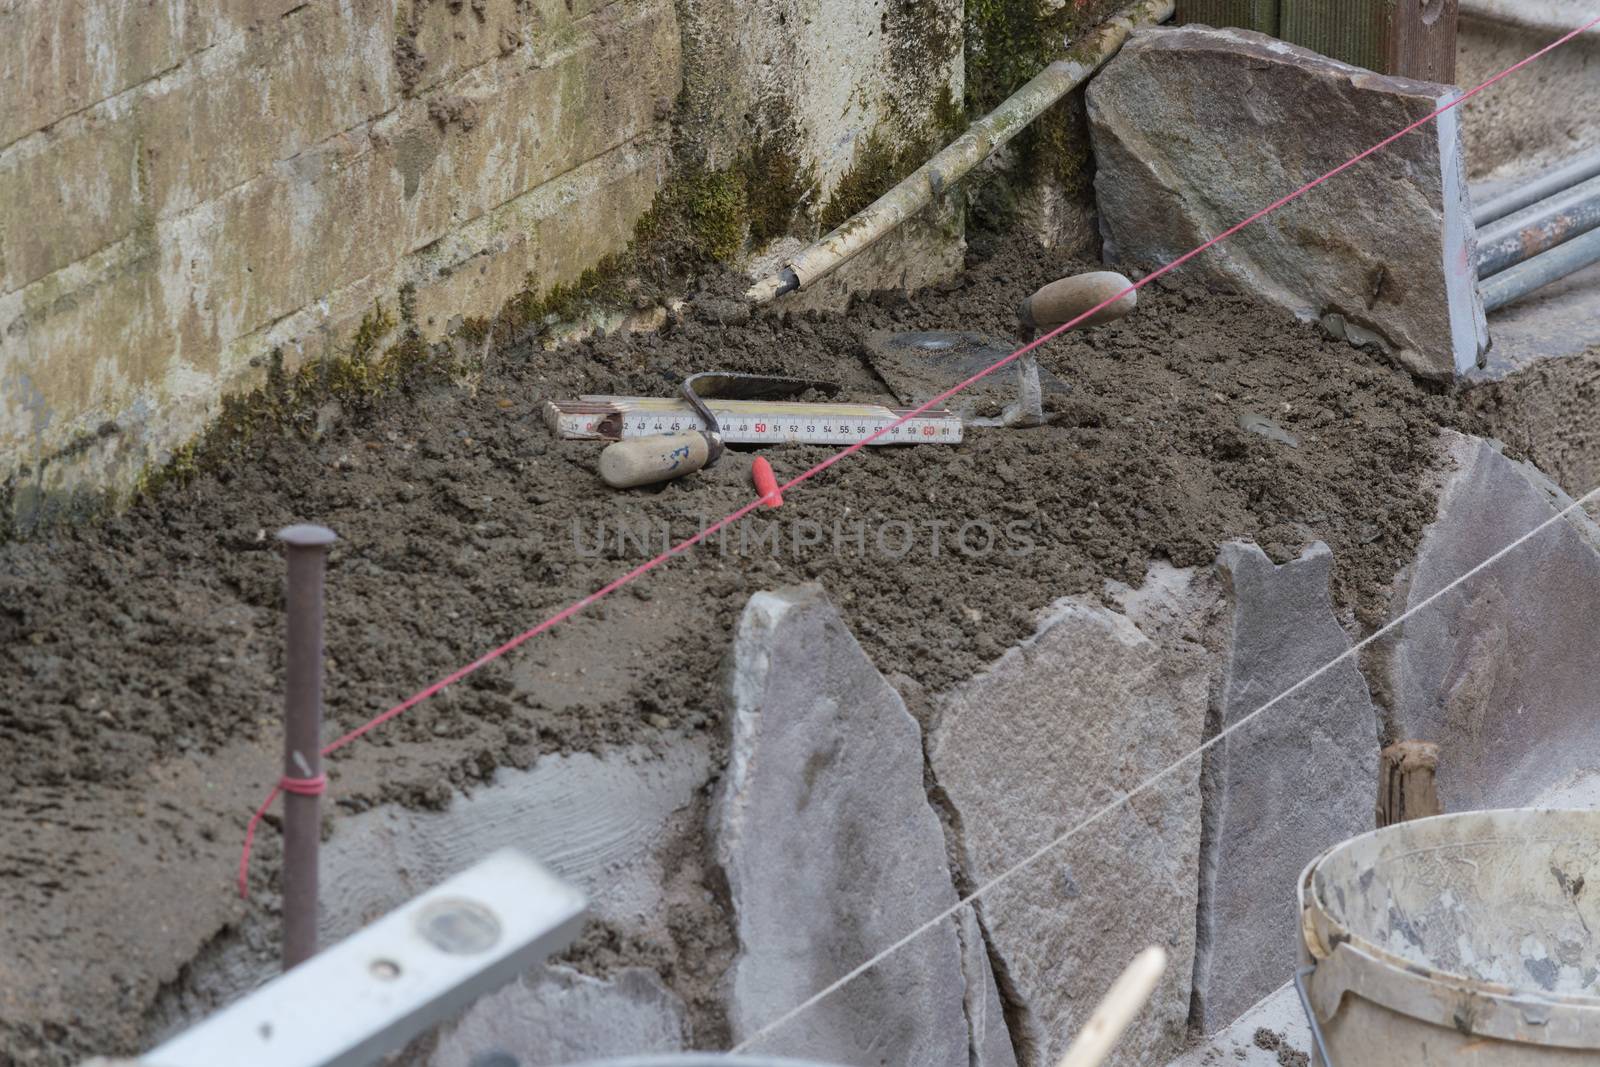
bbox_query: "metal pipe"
[1471,146,1600,228]
[1480,223,1600,312]
[1477,172,1600,277]
[279,522,337,970]
[745,0,1176,303]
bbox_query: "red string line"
[279,774,327,797]
[237,12,1600,898]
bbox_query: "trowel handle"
[1019,271,1137,333]
[598,432,722,489]
[1055,946,1168,1067]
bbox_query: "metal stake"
[279,523,337,970]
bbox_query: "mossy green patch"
[818,133,908,232]
[638,167,749,261]
[966,0,1128,111]
[816,87,968,233]
[488,140,814,346]
[964,0,1124,235]
[740,132,814,246]
[131,300,436,500]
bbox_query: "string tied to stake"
[236,775,327,898]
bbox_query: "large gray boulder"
[1087,25,1486,382]
[927,563,1215,1067]
[1192,543,1380,1031]
[1384,432,1600,810]
[714,585,1009,1067]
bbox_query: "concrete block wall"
[1,0,973,532]
[1,0,682,528]
[677,0,964,191]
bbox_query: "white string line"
[733,486,1600,1053]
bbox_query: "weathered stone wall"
[1,0,681,528]
[1,0,971,532]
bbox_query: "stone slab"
[714,585,987,1067]
[136,741,712,1050]
[1385,432,1600,811]
[928,563,1216,1067]
[1534,767,1600,810]
[1086,25,1487,382]
[320,741,712,946]
[958,909,1020,1067]
[1193,542,1379,1032]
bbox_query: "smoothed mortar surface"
[0,236,1488,1062]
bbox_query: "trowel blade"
[862,330,1069,420]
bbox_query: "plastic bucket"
[1298,809,1600,1066]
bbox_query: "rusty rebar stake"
[279,523,337,970]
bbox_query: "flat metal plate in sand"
[862,330,1070,419]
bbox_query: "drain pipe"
[745,0,1176,304]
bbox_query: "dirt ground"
[1467,345,1600,499]
[0,235,1487,1063]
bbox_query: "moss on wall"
[129,298,438,500]
[815,86,968,233]
[740,131,813,246]
[489,132,818,342]
[966,0,1126,113]
[964,0,1127,238]
[637,167,751,261]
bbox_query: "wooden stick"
[1056,946,1169,1067]
[1376,740,1442,828]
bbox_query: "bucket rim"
[1297,808,1600,1049]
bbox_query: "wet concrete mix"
[0,236,1488,1061]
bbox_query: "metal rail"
[1480,223,1600,311]
[1477,173,1600,278]
[1472,147,1600,228]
